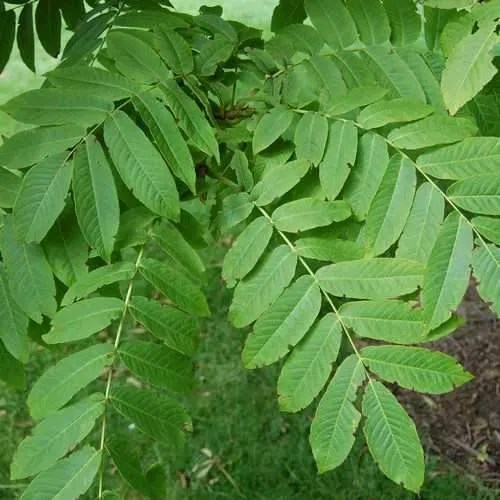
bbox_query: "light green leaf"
[361,345,473,394]
[422,212,473,330]
[340,300,426,344]
[20,446,101,500]
[388,115,478,149]
[13,153,73,243]
[472,216,500,245]
[346,0,390,45]
[43,297,123,344]
[417,137,500,179]
[425,0,476,7]
[362,381,424,493]
[358,98,433,129]
[133,92,196,193]
[278,313,341,412]
[253,107,295,155]
[119,340,192,392]
[230,150,253,191]
[154,24,193,74]
[11,394,104,479]
[104,110,180,220]
[0,125,85,170]
[472,244,500,315]
[384,0,422,46]
[0,167,22,208]
[319,120,357,201]
[2,89,113,127]
[272,198,351,233]
[294,112,328,166]
[327,86,388,116]
[0,216,56,323]
[218,192,254,233]
[197,35,235,76]
[140,258,210,317]
[295,235,364,262]
[317,258,424,299]
[448,175,500,215]
[130,296,199,356]
[243,276,321,369]
[0,341,25,389]
[275,24,323,56]
[229,245,297,328]
[308,55,347,108]
[28,343,113,420]
[396,182,444,264]
[222,216,273,285]
[252,159,310,206]
[310,355,365,473]
[441,23,498,115]
[363,154,416,256]
[344,132,389,220]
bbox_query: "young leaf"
[104,110,180,220]
[362,381,424,493]
[0,10,15,73]
[448,174,500,215]
[28,343,113,420]
[0,342,25,390]
[252,107,295,155]
[278,313,341,412]
[11,394,104,479]
[472,216,500,245]
[243,275,321,369]
[20,446,101,500]
[384,0,421,47]
[154,24,193,74]
[317,258,424,299]
[13,152,73,243]
[229,245,297,328]
[396,182,445,264]
[361,346,473,394]
[472,244,500,315]
[310,355,365,472]
[422,213,473,331]
[119,340,193,393]
[294,112,328,166]
[345,0,390,46]
[0,167,22,208]
[140,258,210,317]
[35,0,61,58]
[17,3,35,73]
[295,235,364,262]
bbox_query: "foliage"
[0,0,499,497]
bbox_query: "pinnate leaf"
[472,244,500,315]
[294,112,328,165]
[448,174,500,215]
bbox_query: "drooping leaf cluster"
[0,0,499,497]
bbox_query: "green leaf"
[448,175,500,215]
[294,112,328,166]
[346,0,390,46]
[252,107,295,155]
[196,35,235,76]
[424,7,453,52]
[43,297,123,344]
[472,244,500,315]
[230,150,253,192]
[162,80,220,162]
[362,381,424,493]
[0,264,29,363]
[396,182,444,264]
[425,0,476,7]
[317,258,424,299]
[278,313,341,412]
[133,92,196,193]
[363,155,416,257]
[252,159,310,207]
[222,216,273,286]
[229,245,297,328]
[0,341,25,390]
[305,0,358,50]
[275,24,323,56]
[11,394,104,479]
[441,23,498,115]
[422,212,473,330]
[130,296,199,356]
[2,89,113,127]
[17,3,35,73]
[218,192,253,233]
[310,355,365,473]
[154,24,193,74]
[388,116,478,150]
[0,10,15,73]
[271,0,306,32]
[295,235,364,262]
[340,300,425,344]
[417,137,500,180]
[361,345,473,394]
[243,275,321,369]
[73,137,119,262]
[0,216,56,323]
[140,258,210,317]
[110,385,191,446]
[13,153,73,243]
[327,86,388,116]
[62,262,134,306]
[35,0,61,58]
[319,120,357,201]
[384,0,422,47]
[0,124,85,170]
[20,446,101,500]
[47,66,139,101]
[472,216,500,245]
[28,343,113,420]
[119,340,192,393]
[0,167,22,208]
[272,198,351,233]
[358,98,434,129]
[344,132,389,220]
[104,110,180,220]
[115,206,158,250]
[308,55,347,109]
